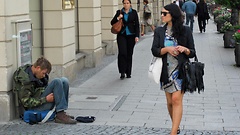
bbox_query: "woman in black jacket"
[111,0,140,80]
[151,3,196,135]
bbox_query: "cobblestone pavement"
[0,121,240,135]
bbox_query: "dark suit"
[196,2,209,32]
[151,25,196,85]
[111,8,140,76]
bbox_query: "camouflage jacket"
[13,64,48,109]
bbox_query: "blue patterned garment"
[160,33,182,93]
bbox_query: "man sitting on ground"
[13,57,76,124]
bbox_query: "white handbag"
[148,57,163,84]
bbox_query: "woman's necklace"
[165,26,177,46]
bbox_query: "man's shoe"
[64,112,74,119]
[55,111,77,124]
[120,73,125,80]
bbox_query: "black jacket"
[196,2,209,20]
[111,8,140,38]
[151,25,196,84]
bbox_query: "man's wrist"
[40,97,47,104]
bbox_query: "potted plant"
[214,0,240,25]
[222,22,236,48]
[215,13,231,32]
[233,29,240,66]
[209,3,221,15]
[212,7,223,20]
[220,21,232,33]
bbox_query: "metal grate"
[86,97,98,100]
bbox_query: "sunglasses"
[161,11,170,16]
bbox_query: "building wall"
[101,0,118,55]
[77,0,104,68]
[0,0,30,121]
[42,0,77,81]
[29,0,42,60]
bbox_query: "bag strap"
[119,10,122,20]
[40,106,56,123]
[194,53,199,62]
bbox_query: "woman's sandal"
[177,127,180,134]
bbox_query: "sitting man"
[13,57,76,124]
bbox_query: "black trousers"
[117,34,136,76]
[198,16,206,32]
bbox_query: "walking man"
[182,0,196,32]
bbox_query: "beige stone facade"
[0,0,170,122]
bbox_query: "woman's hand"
[175,46,190,55]
[135,37,139,43]
[168,46,179,56]
[117,14,123,20]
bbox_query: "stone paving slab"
[1,17,240,135]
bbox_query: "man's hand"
[46,93,54,102]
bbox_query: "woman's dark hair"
[164,3,184,39]
[199,0,205,4]
[198,0,205,9]
[122,0,131,4]
[144,0,149,4]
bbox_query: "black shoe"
[177,127,180,134]
[126,75,131,78]
[120,73,125,80]
[203,28,206,32]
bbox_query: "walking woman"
[151,3,196,135]
[196,0,209,33]
[141,0,155,36]
[111,0,140,80]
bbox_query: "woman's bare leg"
[141,24,145,35]
[165,92,173,120]
[165,91,184,135]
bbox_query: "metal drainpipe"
[76,0,80,53]
[40,0,44,55]
[157,0,160,25]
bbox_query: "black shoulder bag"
[182,54,205,93]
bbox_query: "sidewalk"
[1,18,240,135]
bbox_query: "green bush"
[212,7,223,16]
[233,29,240,43]
[215,13,231,24]
[220,22,232,33]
